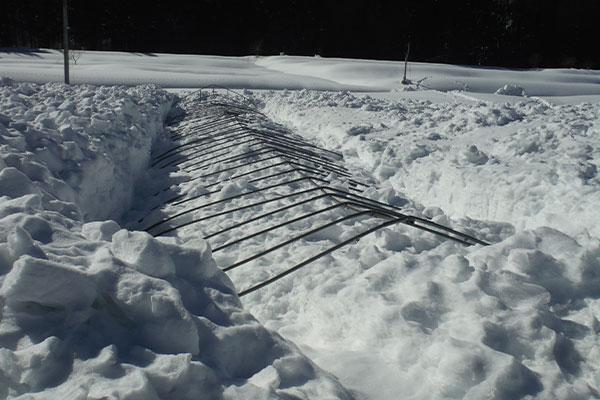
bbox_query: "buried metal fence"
[140,88,488,297]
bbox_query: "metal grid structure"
[140,88,488,297]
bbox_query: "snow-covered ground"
[1,49,599,399]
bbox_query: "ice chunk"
[111,229,175,278]
[0,256,96,310]
[495,84,527,96]
[0,167,42,199]
[82,220,121,242]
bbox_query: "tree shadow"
[0,48,51,58]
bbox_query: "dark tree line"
[1,0,598,69]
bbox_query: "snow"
[1,49,600,399]
[0,78,353,399]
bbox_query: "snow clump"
[0,81,353,399]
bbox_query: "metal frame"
[141,93,489,297]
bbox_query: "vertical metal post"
[63,0,69,84]
[402,42,410,85]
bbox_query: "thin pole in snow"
[402,42,410,85]
[63,0,69,84]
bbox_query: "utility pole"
[63,0,69,84]
[402,42,410,85]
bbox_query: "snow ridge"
[0,81,354,399]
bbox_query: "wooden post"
[63,0,69,84]
[402,42,410,85]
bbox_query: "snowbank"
[257,89,600,239]
[1,49,600,399]
[0,81,353,399]
[246,88,600,399]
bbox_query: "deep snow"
[0,78,353,399]
[0,49,599,399]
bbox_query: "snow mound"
[0,82,353,399]
[0,81,172,221]
[495,84,527,96]
[251,88,600,399]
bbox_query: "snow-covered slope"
[250,89,600,399]
[0,79,353,399]
[1,49,599,400]
[2,49,600,101]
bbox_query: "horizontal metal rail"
[170,115,237,140]
[153,126,248,166]
[153,165,322,208]
[223,210,379,272]
[213,201,366,252]
[163,135,261,170]
[237,217,407,297]
[181,143,351,178]
[145,176,329,232]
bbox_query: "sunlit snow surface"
[1,50,600,399]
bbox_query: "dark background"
[1,0,598,69]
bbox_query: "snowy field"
[0,49,599,399]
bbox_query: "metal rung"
[170,115,238,140]
[154,165,317,209]
[145,176,329,232]
[163,136,262,169]
[153,126,248,166]
[223,210,377,272]
[237,217,407,297]
[204,191,403,241]
[183,143,350,178]
[213,201,369,252]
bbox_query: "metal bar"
[247,129,343,166]
[205,102,268,118]
[181,142,350,178]
[171,174,328,207]
[237,217,407,297]
[153,125,248,165]
[213,201,363,252]
[286,160,368,187]
[144,176,327,232]
[409,217,489,246]
[170,115,237,140]
[244,127,339,160]
[142,157,290,222]
[223,211,376,272]
[242,123,344,159]
[154,129,253,169]
[184,146,273,173]
[162,135,261,169]
[156,187,400,239]
[170,118,236,141]
[155,166,311,208]
[204,192,399,241]
[202,160,293,189]
[234,114,344,157]
[203,192,338,239]
[151,186,329,237]
[192,154,282,180]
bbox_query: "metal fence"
[140,88,488,297]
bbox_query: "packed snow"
[0,49,599,399]
[0,78,352,399]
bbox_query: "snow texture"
[0,80,353,399]
[0,49,599,400]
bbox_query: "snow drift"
[0,80,353,399]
